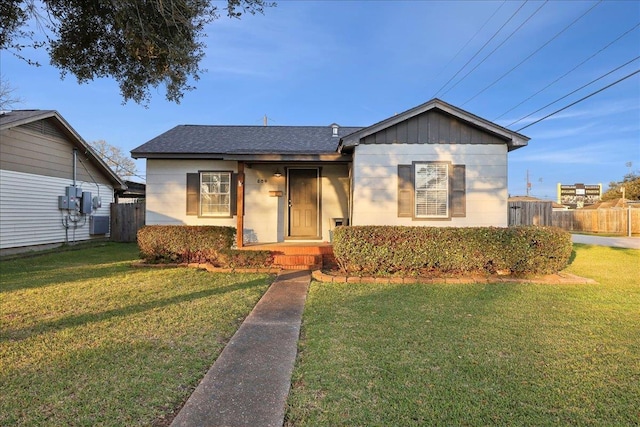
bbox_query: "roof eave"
[0,110,56,130]
[507,137,529,152]
[131,152,353,162]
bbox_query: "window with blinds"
[415,163,449,218]
[200,172,231,216]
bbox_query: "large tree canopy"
[601,171,640,201]
[1,0,274,105]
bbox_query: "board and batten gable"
[360,110,506,147]
[350,109,514,227]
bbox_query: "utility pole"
[526,169,531,196]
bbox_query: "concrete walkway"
[171,270,311,427]
[572,234,640,249]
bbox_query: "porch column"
[236,162,245,248]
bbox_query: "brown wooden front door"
[288,168,319,238]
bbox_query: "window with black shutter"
[397,162,466,220]
[186,171,237,217]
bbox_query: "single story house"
[131,99,529,247]
[0,110,126,254]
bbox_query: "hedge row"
[332,225,573,276]
[137,225,272,268]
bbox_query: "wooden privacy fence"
[552,208,640,235]
[110,202,145,242]
[508,201,552,226]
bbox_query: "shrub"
[332,226,572,276]
[218,249,274,268]
[137,226,277,269]
[137,225,235,264]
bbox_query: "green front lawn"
[0,243,274,426]
[286,244,640,426]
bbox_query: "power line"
[432,0,528,99]
[440,0,547,99]
[494,21,640,121]
[507,55,640,128]
[430,1,507,87]
[515,68,640,132]
[461,0,603,107]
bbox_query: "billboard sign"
[557,183,602,209]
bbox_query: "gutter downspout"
[73,148,78,187]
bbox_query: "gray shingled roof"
[0,110,56,129]
[131,125,363,157]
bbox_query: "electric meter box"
[58,195,79,210]
[58,195,70,209]
[80,191,92,214]
[66,186,82,198]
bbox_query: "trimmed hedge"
[218,249,274,268]
[137,225,274,268]
[137,225,235,264]
[332,225,572,276]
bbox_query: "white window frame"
[200,171,232,217]
[414,162,449,218]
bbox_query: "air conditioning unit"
[90,216,110,235]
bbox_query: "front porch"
[240,242,336,271]
[235,162,350,248]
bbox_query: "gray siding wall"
[0,122,111,185]
[0,119,118,250]
[362,110,504,146]
[0,169,114,250]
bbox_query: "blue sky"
[2,0,639,200]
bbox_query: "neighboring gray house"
[0,110,126,253]
[131,99,529,247]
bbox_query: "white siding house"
[132,99,529,246]
[341,100,528,227]
[350,143,509,226]
[0,110,126,254]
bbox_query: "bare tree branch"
[0,75,25,110]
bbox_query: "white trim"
[415,162,449,218]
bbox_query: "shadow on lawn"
[1,277,269,343]
[568,243,634,267]
[313,280,526,331]
[0,263,138,293]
